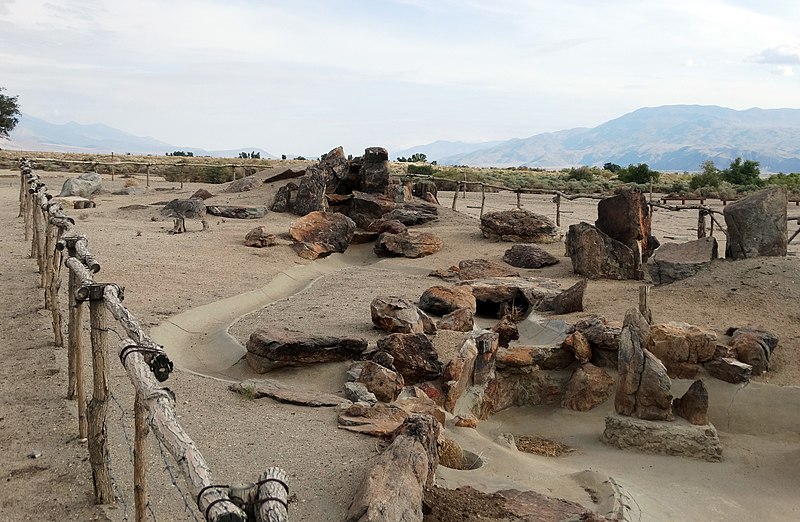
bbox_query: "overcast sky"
[1,0,798,155]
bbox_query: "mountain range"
[397,105,800,172]
[0,114,275,158]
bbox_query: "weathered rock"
[591,348,620,369]
[319,146,358,195]
[347,191,397,229]
[415,381,445,407]
[206,205,268,219]
[473,331,499,387]
[732,332,771,375]
[244,226,277,247]
[382,207,438,226]
[394,389,446,425]
[338,403,409,437]
[350,229,379,244]
[647,237,718,285]
[291,242,336,260]
[672,380,709,425]
[561,363,614,411]
[724,187,788,259]
[595,188,657,261]
[728,325,779,352]
[502,244,560,268]
[190,188,213,200]
[376,333,442,384]
[602,414,722,462]
[476,365,571,418]
[370,297,436,335]
[264,168,306,184]
[436,308,474,332]
[359,146,390,194]
[704,357,752,384]
[647,322,717,366]
[357,361,405,403]
[292,167,328,215]
[457,259,520,280]
[562,331,591,364]
[567,316,622,352]
[492,315,519,348]
[481,210,560,243]
[223,175,259,193]
[616,309,673,421]
[344,382,378,404]
[458,277,567,319]
[374,231,443,258]
[366,218,407,235]
[454,415,478,428]
[58,172,101,198]
[442,339,479,412]
[347,361,366,382]
[372,351,396,371]
[566,223,639,280]
[428,266,459,281]
[270,182,298,212]
[289,211,356,257]
[549,279,586,314]
[422,192,439,205]
[496,347,536,368]
[419,286,477,315]
[245,328,368,372]
[230,379,346,407]
[412,180,437,199]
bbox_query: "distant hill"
[438,105,800,172]
[0,114,275,158]
[392,140,504,163]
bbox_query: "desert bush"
[407,164,434,176]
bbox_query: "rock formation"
[724,187,788,259]
[647,237,718,284]
[480,210,560,243]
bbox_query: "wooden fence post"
[480,184,486,218]
[451,183,459,211]
[462,172,466,199]
[232,164,237,182]
[88,291,113,504]
[46,224,64,346]
[555,193,561,227]
[111,164,115,182]
[134,392,149,522]
[516,190,521,209]
[146,163,151,188]
[697,210,707,239]
[639,284,653,324]
[256,467,289,522]
[66,256,90,438]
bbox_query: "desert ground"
[1,164,799,521]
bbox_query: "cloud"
[775,65,794,77]
[750,44,800,65]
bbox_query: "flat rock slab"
[230,379,347,407]
[647,237,718,285]
[206,205,268,219]
[338,403,409,437]
[502,244,560,268]
[602,414,722,462]
[481,210,560,243]
[245,328,368,372]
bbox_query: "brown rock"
[419,285,477,315]
[190,188,213,200]
[724,186,788,259]
[496,347,535,368]
[319,146,360,195]
[377,333,443,384]
[566,222,639,280]
[350,229,379,244]
[289,211,356,254]
[568,316,622,352]
[732,333,771,375]
[481,210,560,243]
[394,389,446,425]
[357,361,404,402]
[647,322,717,365]
[244,226,277,247]
[562,331,591,364]
[454,415,478,428]
[346,191,397,229]
[492,315,519,348]
[636,352,674,421]
[437,308,474,332]
[367,218,407,235]
[502,244,560,268]
[595,188,657,261]
[230,379,346,407]
[561,363,614,411]
[663,361,699,380]
[374,231,443,258]
[549,278,586,314]
[338,403,408,437]
[371,296,436,335]
[442,339,479,412]
[416,381,445,407]
[459,277,563,319]
[473,331,500,386]
[704,357,752,384]
[270,181,298,212]
[291,241,337,260]
[672,379,709,425]
[457,259,520,280]
[422,192,439,205]
[245,328,368,372]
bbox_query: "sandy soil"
[1,167,799,521]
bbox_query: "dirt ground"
[1,166,799,521]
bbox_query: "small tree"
[689,160,722,190]
[618,163,659,184]
[722,157,762,186]
[603,162,621,173]
[0,87,21,139]
[410,153,427,163]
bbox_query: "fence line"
[18,158,288,521]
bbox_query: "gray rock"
[481,210,560,243]
[360,147,390,194]
[602,414,722,462]
[672,379,709,425]
[206,205,267,219]
[502,244,560,268]
[223,175,259,193]
[724,187,788,259]
[344,382,378,404]
[244,226,277,247]
[647,237,718,285]
[58,172,101,197]
[371,297,436,335]
[382,207,438,226]
[293,167,328,216]
[374,231,443,258]
[245,328,367,372]
[566,223,639,280]
[704,357,752,383]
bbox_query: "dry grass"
[515,435,575,457]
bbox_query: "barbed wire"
[156,438,202,522]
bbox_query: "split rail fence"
[17,158,289,522]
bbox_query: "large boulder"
[357,361,404,402]
[647,322,717,378]
[595,188,658,261]
[602,414,722,462]
[289,211,356,259]
[480,210,560,243]
[419,286,476,315]
[270,181,298,213]
[647,237,718,285]
[58,172,102,198]
[566,223,639,280]
[319,146,359,195]
[374,231,443,258]
[347,191,397,229]
[245,328,368,372]
[724,187,788,259]
[437,308,474,332]
[377,333,443,384]
[223,175,259,193]
[457,259,520,280]
[292,167,328,215]
[561,363,614,411]
[360,147,390,194]
[502,244,560,268]
[371,297,436,335]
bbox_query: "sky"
[1,0,799,156]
